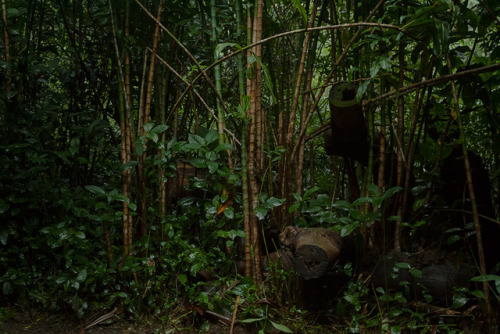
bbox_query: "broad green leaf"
[143,123,154,133]
[147,132,159,143]
[135,141,144,155]
[288,203,300,214]
[207,161,218,174]
[150,124,168,134]
[303,186,320,199]
[254,206,268,220]
[332,200,352,211]
[205,130,219,144]
[188,133,205,146]
[265,197,286,208]
[85,185,105,196]
[382,186,402,201]
[352,197,372,206]
[188,157,206,168]
[77,269,87,282]
[340,222,359,237]
[271,321,293,333]
[471,275,500,282]
[223,207,234,219]
[395,262,411,269]
[122,160,138,170]
[75,231,86,239]
[215,143,233,152]
[178,274,187,284]
[228,229,245,239]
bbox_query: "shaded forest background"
[1,0,500,332]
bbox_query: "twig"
[365,63,500,106]
[152,51,241,146]
[229,295,240,334]
[305,62,500,141]
[84,307,122,330]
[133,0,229,116]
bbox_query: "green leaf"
[223,207,234,219]
[271,321,293,333]
[150,124,168,134]
[0,199,9,214]
[135,141,144,155]
[303,186,320,199]
[332,200,352,211]
[395,262,411,269]
[265,197,286,208]
[85,185,106,196]
[178,274,187,284]
[291,0,307,25]
[340,222,359,237]
[2,282,13,295]
[207,161,219,174]
[77,269,87,282]
[143,123,154,133]
[75,231,86,239]
[409,268,422,278]
[254,206,268,220]
[215,42,242,59]
[382,186,402,201]
[214,143,233,152]
[147,132,159,143]
[228,229,245,239]
[471,275,500,282]
[288,203,300,214]
[122,160,138,170]
[240,317,265,324]
[205,130,219,144]
[252,54,277,104]
[352,197,372,206]
[188,133,205,146]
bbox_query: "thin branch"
[365,63,500,106]
[290,0,386,161]
[305,62,500,140]
[133,0,229,115]
[152,51,241,146]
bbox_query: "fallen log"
[280,226,343,279]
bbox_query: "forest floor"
[0,306,256,334]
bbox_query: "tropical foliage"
[1,0,500,332]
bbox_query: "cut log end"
[294,244,330,279]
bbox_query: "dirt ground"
[0,307,255,334]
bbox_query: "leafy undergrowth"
[1,265,496,334]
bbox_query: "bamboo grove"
[1,0,500,323]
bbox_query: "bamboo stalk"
[1,0,10,94]
[446,54,490,315]
[143,0,163,129]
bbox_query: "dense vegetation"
[1,0,500,332]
